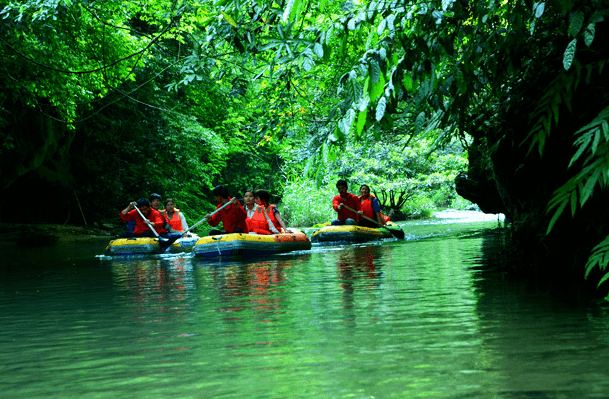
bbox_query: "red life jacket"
[164,209,183,232]
[359,195,377,220]
[249,205,281,234]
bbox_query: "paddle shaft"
[342,203,404,239]
[174,198,241,238]
[134,205,164,239]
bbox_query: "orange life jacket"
[249,205,281,234]
[359,195,377,220]
[164,209,183,232]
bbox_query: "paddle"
[133,205,172,249]
[341,204,405,239]
[157,198,240,251]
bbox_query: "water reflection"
[2,226,609,398]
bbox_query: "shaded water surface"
[1,216,609,398]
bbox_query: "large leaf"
[563,39,577,71]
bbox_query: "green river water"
[1,211,608,399]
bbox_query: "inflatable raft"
[105,236,198,255]
[310,224,397,243]
[192,230,311,259]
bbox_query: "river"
[1,211,608,399]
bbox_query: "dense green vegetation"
[2,0,609,294]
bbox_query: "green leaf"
[221,11,237,27]
[546,199,568,234]
[569,11,584,38]
[377,19,386,36]
[584,23,595,47]
[415,111,426,133]
[534,2,545,19]
[369,59,381,83]
[563,39,577,71]
[319,0,327,12]
[375,97,386,121]
[313,42,324,58]
[282,0,295,22]
[369,74,385,103]
[570,189,577,216]
[356,109,367,138]
[303,57,313,72]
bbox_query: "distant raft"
[192,230,311,259]
[105,236,198,255]
[310,223,399,243]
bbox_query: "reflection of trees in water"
[471,230,609,394]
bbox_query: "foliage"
[3,0,609,290]
[280,173,337,227]
[330,136,467,217]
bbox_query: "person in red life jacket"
[119,198,165,237]
[149,193,174,234]
[358,184,386,228]
[331,179,362,226]
[205,185,248,235]
[248,189,288,235]
[243,189,258,219]
[162,198,189,232]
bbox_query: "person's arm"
[273,207,288,231]
[150,211,165,233]
[372,197,384,225]
[180,212,189,231]
[333,196,342,212]
[120,202,136,221]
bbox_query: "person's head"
[359,185,371,197]
[212,185,229,200]
[149,193,162,210]
[254,189,270,205]
[164,198,176,212]
[136,198,151,215]
[243,189,256,205]
[336,179,348,196]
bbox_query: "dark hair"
[136,198,150,207]
[254,189,270,203]
[336,179,348,188]
[359,184,370,191]
[164,198,175,206]
[212,185,229,198]
[149,193,162,202]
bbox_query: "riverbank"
[0,223,114,246]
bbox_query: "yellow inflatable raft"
[192,230,311,258]
[105,236,197,255]
[310,224,395,243]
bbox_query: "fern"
[523,72,575,156]
[585,234,609,290]
[547,106,609,234]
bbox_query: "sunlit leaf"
[221,11,237,27]
[370,59,381,83]
[584,23,595,47]
[375,97,386,121]
[563,39,577,71]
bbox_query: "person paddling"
[119,198,164,237]
[358,185,386,228]
[205,185,248,235]
[331,179,362,226]
[162,198,191,235]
